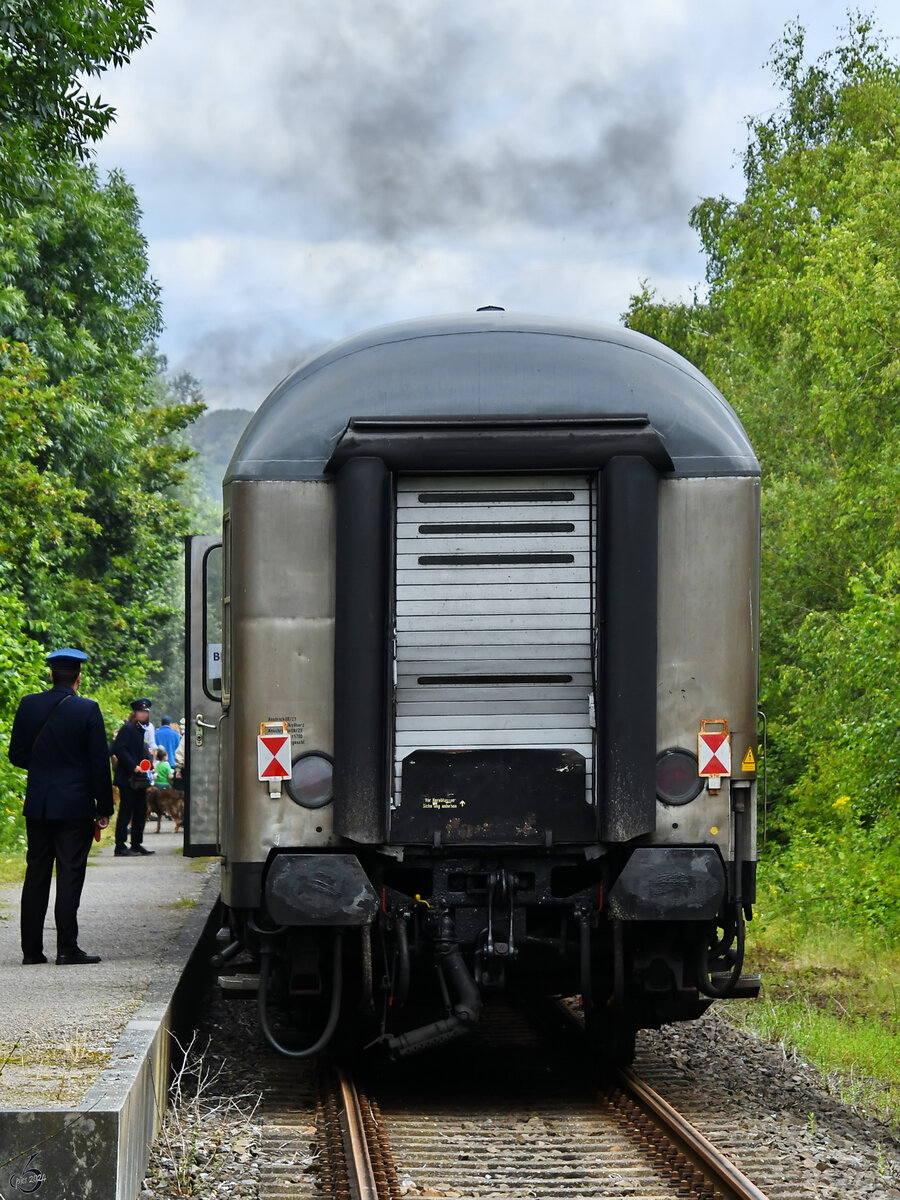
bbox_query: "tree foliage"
[0,153,203,675]
[0,0,205,853]
[625,14,900,935]
[0,0,153,156]
[780,557,900,833]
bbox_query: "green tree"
[780,557,900,830]
[0,0,153,154]
[0,157,203,674]
[625,15,900,831]
[0,0,207,818]
[0,0,154,219]
[0,339,97,570]
[0,339,85,850]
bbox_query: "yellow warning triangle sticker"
[741,747,756,771]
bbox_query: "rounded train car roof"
[226,312,758,482]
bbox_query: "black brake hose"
[257,930,343,1058]
[696,902,745,999]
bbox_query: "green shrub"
[759,802,900,943]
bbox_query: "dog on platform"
[146,785,184,834]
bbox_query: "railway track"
[312,1058,772,1200]
[251,1006,801,1200]
[148,981,898,1197]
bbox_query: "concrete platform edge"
[0,867,222,1200]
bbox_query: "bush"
[760,801,900,943]
[0,581,45,855]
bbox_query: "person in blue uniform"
[8,648,114,966]
[111,698,156,857]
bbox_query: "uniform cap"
[46,648,88,667]
[130,698,152,711]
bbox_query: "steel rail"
[337,1068,380,1200]
[617,1065,772,1200]
[548,999,773,1197]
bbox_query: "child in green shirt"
[155,748,174,787]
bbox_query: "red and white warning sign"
[698,719,731,777]
[258,722,292,781]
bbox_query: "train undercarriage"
[214,847,759,1065]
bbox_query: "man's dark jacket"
[8,685,114,820]
[111,719,150,788]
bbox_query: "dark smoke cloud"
[102,1,715,407]
[263,2,692,243]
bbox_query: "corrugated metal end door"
[394,475,595,806]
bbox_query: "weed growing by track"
[145,1030,261,1198]
[728,921,900,1131]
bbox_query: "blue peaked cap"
[46,648,88,664]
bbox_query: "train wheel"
[585,1009,636,1066]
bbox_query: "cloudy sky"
[93,1,900,410]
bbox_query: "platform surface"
[0,822,220,1200]
[0,816,220,1180]
[0,827,215,1108]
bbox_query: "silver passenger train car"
[186,310,760,1063]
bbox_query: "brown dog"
[146,786,184,834]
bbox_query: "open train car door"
[185,535,223,856]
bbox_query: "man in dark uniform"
[8,648,114,965]
[111,698,156,857]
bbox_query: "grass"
[0,832,111,890]
[728,916,900,1129]
[0,856,25,887]
[0,1039,108,1071]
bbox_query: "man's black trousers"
[21,817,94,957]
[116,781,147,850]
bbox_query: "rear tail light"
[286,752,334,809]
[656,748,703,806]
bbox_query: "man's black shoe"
[56,949,101,965]
[114,847,136,856]
[134,846,155,855]
[22,954,47,965]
